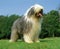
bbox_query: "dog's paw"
[9,40,15,42]
[34,40,40,43]
[25,41,33,43]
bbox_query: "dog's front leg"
[23,33,33,43]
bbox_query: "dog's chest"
[31,21,41,33]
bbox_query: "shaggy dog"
[10,4,44,43]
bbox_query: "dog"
[10,4,44,43]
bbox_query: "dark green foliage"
[40,10,59,38]
[0,14,20,39]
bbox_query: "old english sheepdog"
[10,4,44,43]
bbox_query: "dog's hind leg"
[9,29,18,42]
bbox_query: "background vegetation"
[0,10,60,39]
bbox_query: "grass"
[0,37,60,49]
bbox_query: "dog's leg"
[33,32,40,42]
[34,37,40,42]
[9,29,18,42]
[23,33,33,43]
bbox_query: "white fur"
[24,4,44,17]
[23,17,43,43]
[23,4,43,43]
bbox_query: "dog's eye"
[35,13,37,16]
[39,9,43,13]
[39,9,43,14]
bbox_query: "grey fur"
[10,17,32,41]
[12,17,32,34]
[27,7,35,17]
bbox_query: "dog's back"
[12,17,32,34]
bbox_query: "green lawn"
[0,37,60,49]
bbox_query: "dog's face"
[27,4,43,19]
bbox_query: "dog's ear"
[27,7,34,17]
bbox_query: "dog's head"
[25,4,44,19]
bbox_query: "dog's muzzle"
[35,9,43,18]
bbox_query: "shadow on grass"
[16,38,54,43]
[40,39,53,42]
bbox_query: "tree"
[0,14,20,39]
[40,10,59,38]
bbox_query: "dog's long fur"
[10,4,44,43]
